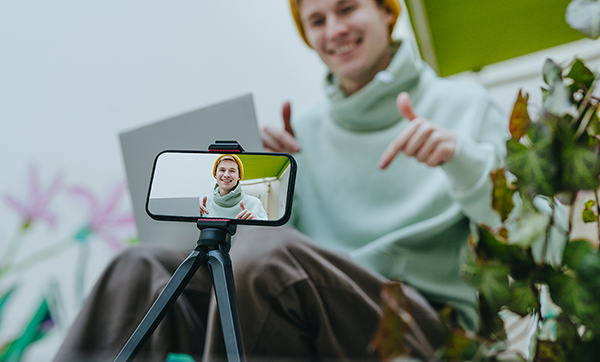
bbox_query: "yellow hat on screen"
[213,154,244,180]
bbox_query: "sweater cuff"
[441,135,494,194]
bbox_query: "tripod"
[114,220,245,362]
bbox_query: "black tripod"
[114,220,245,362]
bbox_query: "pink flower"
[69,181,136,250]
[3,165,64,230]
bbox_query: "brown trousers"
[52,226,442,362]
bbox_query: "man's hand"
[235,201,257,220]
[261,101,301,153]
[199,196,209,216]
[379,92,457,169]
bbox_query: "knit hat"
[213,154,244,180]
[289,0,401,48]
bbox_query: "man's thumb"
[397,92,418,121]
[282,101,295,136]
[240,201,246,210]
[202,196,207,207]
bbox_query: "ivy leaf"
[477,294,507,341]
[369,282,411,361]
[555,120,600,192]
[534,340,565,362]
[490,168,517,222]
[475,225,536,273]
[566,0,600,39]
[543,265,600,334]
[555,314,580,352]
[577,252,600,301]
[563,239,595,271]
[566,59,596,94]
[587,108,600,136]
[437,307,481,361]
[506,127,558,199]
[508,278,540,317]
[542,59,573,116]
[509,91,531,140]
[582,199,597,223]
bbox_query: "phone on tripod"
[115,142,296,362]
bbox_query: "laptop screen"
[119,94,263,249]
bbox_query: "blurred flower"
[3,164,64,230]
[69,181,136,250]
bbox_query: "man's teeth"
[334,43,357,54]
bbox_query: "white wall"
[1,1,599,361]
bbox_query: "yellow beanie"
[213,154,244,180]
[289,0,401,48]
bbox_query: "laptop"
[119,93,263,250]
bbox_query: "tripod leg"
[114,248,208,362]
[208,247,246,362]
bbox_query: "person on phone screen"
[199,154,268,220]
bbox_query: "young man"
[199,155,268,220]
[53,0,508,361]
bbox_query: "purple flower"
[3,165,64,230]
[69,181,136,250]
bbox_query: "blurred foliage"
[370,1,600,360]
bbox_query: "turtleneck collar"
[326,40,425,132]
[213,183,243,207]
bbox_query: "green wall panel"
[406,0,585,76]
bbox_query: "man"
[199,154,268,220]
[53,0,507,361]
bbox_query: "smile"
[330,39,361,55]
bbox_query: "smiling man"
[199,155,268,220]
[53,1,509,361]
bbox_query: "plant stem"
[75,241,90,306]
[0,238,73,278]
[595,188,600,244]
[575,78,598,138]
[542,201,556,264]
[0,227,28,275]
[567,192,577,237]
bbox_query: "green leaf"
[369,282,410,360]
[490,168,516,222]
[510,204,549,248]
[473,225,537,281]
[509,90,531,140]
[563,239,595,271]
[566,59,596,93]
[556,120,600,192]
[534,340,565,362]
[508,279,540,317]
[543,265,600,334]
[543,58,563,88]
[582,209,597,223]
[542,59,573,116]
[555,314,580,352]
[439,330,480,361]
[582,199,598,223]
[506,131,558,199]
[477,295,507,340]
[438,306,481,361]
[588,108,600,136]
[566,0,600,39]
